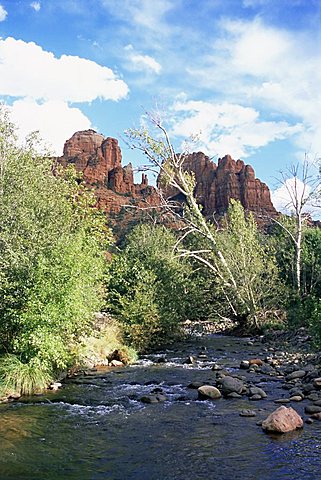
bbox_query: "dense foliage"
[106,224,199,350]
[0,111,108,394]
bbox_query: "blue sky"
[0,0,320,207]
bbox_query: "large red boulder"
[262,406,304,433]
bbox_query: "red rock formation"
[58,131,277,232]
[58,130,159,223]
[161,152,277,218]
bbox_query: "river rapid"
[1,334,321,480]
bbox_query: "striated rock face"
[161,152,277,218]
[58,130,159,223]
[58,130,277,231]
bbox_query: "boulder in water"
[262,406,303,433]
[219,376,244,396]
[198,385,222,400]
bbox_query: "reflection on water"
[0,335,321,480]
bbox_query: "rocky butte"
[58,130,159,231]
[58,130,277,229]
[160,152,277,219]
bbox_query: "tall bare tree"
[273,159,321,293]
[125,113,282,328]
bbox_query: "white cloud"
[271,178,312,214]
[188,18,321,158]
[10,99,92,156]
[171,99,302,159]
[0,37,129,102]
[30,2,41,11]
[124,44,161,74]
[0,4,7,21]
[102,0,173,31]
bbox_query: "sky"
[0,0,320,210]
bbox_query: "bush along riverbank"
[0,315,137,404]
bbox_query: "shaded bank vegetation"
[0,109,320,396]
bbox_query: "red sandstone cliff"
[160,152,277,218]
[58,131,277,229]
[58,130,158,222]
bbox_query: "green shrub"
[106,224,194,350]
[0,107,108,381]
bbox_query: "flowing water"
[1,335,321,480]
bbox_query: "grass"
[0,355,53,396]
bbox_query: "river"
[1,334,321,480]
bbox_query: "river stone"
[141,394,167,404]
[211,364,223,371]
[306,393,319,401]
[286,370,306,381]
[226,392,242,399]
[304,405,321,414]
[240,360,250,369]
[313,399,321,406]
[274,398,290,404]
[313,378,321,389]
[311,413,321,420]
[240,409,256,417]
[249,387,267,399]
[185,356,196,365]
[219,376,244,396]
[188,381,204,389]
[303,383,315,394]
[8,392,21,400]
[198,385,222,400]
[249,394,263,401]
[110,360,124,367]
[306,418,314,424]
[290,396,303,402]
[289,388,304,398]
[262,406,303,433]
[249,359,264,366]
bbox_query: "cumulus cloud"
[124,44,161,74]
[271,178,312,214]
[10,99,92,156]
[0,37,129,152]
[0,37,129,102]
[0,4,7,21]
[171,99,302,159]
[30,2,41,11]
[188,18,321,158]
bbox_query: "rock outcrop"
[160,152,277,218]
[58,130,277,231]
[58,130,159,228]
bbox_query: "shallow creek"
[1,334,321,480]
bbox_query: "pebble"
[240,409,256,417]
[226,392,242,399]
[305,405,321,415]
[289,396,303,402]
[274,398,290,404]
[249,394,263,401]
[286,370,306,381]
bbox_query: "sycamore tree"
[273,160,321,294]
[125,114,283,329]
[0,107,109,394]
